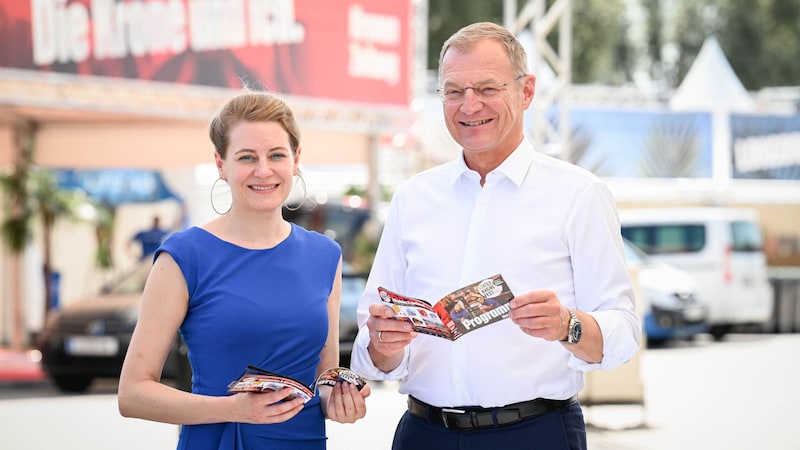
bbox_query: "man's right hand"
[366,303,417,373]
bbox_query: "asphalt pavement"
[3,335,799,449]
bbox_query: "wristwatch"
[565,309,582,345]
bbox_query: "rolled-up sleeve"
[565,182,643,371]
[349,191,412,381]
[570,308,642,371]
[350,329,410,381]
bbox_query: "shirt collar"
[447,138,535,187]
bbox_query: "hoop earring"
[284,172,307,212]
[210,178,232,215]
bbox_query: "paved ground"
[328,334,800,450]
[3,334,799,449]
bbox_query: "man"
[350,22,641,449]
[447,300,472,325]
[129,216,169,260]
[466,292,501,315]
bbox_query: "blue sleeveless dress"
[155,223,341,450]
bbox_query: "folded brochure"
[227,365,367,403]
[378,274,514,341]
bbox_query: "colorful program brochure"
[227,365,367,403]
[378,274,515,341]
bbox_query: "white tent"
[669,36,754,112]
[669,36,754,197]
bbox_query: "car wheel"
[710,325,730,341]
[174,352,192,392]
[168,337,192,392]
[339,352,352,369]
[52,375,93,393]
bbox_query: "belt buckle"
[440,408,467,429]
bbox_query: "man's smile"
[460,118,493,126]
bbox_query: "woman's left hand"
[322,382,371,423]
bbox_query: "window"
[730,221,763,252]
[621,224,706,255]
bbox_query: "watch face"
[570,324,582,343]
[569,321,582,344]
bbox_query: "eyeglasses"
[437,75,526,104]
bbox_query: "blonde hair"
[438,22,528,79]
[209,90,300,158]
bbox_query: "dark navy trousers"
[391,400,587,450]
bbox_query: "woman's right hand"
[229,387,306,424]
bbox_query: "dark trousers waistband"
[407,395,578,430]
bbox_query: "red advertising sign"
[0,0,413,106]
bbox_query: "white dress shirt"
[351,139,642,408]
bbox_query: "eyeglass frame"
[436,74,527,104]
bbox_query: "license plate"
[682,306,706,322]
[65,336,119,356]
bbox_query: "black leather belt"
[407,395,577,430]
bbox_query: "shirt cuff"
[568,310,642,372]
[349,328,410,381]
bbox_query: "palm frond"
[639,118,700,177]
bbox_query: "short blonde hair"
[438,22,528,80]
[209,90,300,158]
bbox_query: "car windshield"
[731,221,764,252]
[342,274,367,306]
[622,239,648,265]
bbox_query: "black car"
[39,202,371,393]
[38,262,192,393]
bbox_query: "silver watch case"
[566,309,582,344]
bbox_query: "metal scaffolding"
[506,0,572,161]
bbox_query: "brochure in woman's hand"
[227,365,367,403]
[378,274,515,341]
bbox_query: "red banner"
[0,0,413,106]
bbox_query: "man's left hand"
[508,290,568,341]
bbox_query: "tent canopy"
[669,36,754,113]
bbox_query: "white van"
[619,207,773,340]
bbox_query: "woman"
[118,90,370,449]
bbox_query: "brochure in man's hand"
[227,365,367,403]
[378,274,515,341]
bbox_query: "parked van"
[619,207,773,340]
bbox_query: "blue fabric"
[157,223,341,450]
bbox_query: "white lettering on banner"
[32,0,91,65]
[248,0,306,45]
[30,0,259,63]
[348,4,399,45]
[91,0,126,60]
[349,42,400,85]
[187,0,247,51]
[31,0,188,64]
[347,5,401,85]
[93,0,187,59]
[734,132,800,172]
[123,0,188,56]
[29,0,402,92]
